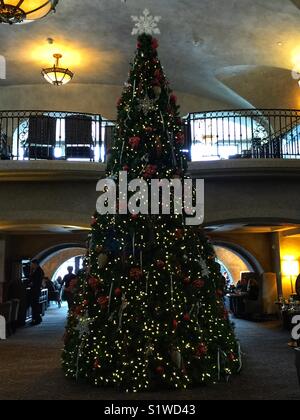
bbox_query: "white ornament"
[75,312,93,339]
[199,257,210,278]
[171,349,183,369]
[138,94,156,115]
[131,9,161,36]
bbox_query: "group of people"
[28,260,77,326]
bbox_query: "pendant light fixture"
[0,0,59,25]
[42,53,74,86]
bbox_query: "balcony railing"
[0,111,115,162]
[186,109,300,161]
[1,109,300,163]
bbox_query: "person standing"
[29,259,44,326]
[63,266,77,309]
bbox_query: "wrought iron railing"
[0,111,115,162]
[1,109,300,162]
[186,109,300,161]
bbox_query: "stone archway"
[212,240,263,284]
[33,244,86,280]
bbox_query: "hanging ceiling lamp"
[42,53,74,86]
[0,0,59,25]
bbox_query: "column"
[271,232,282,298]
[0,238,6,303]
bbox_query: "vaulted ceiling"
[1,0,300,114]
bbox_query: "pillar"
[271,232,282,298]
[0,238,6,303]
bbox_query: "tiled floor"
[0,304,299,400]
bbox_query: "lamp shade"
[0,0,58,24]
[42,54,74,86]
[282,257,300,277]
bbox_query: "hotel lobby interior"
[0,0,300,401]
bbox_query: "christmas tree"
[62,10,241,393]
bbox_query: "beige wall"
[214,245,251,284]
[41,247,85,280]
[1,234,86,301]
[218,67,300,111]
[279,236,300,298]
[5,233,86,263]
[0,84,232,120]
[211,233,273,274]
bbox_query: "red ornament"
[152,38,159,50]
[123,165,130,171]
[156,260,165,269]
[129,136,141,149]
[172,319,178,329]
[154,69,163,81]
[88,277,100,289]
[115,288,122,297]
[93,359,101,369]
[73,306,83,316]
[196,343,208,358]
[170,94,177,104]
[176,117,183,126]
[193,279,205,289]
[117,97,122,107]
[175,228,184,239]
[175,132,185,145]
[216,289,224,297]
[91,217,97,227]
[228,353,236,362]
[183,313,191,322]
[144,126,154,133]
[130,267,143,280]
[156,366,164,375]
[97,296,109,308]
[131,213,139,220]
[144,164,157,179]
[137,41,142,49]
[183,277,191,286]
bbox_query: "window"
[190,113,268,161]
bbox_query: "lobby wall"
[0,84,232,120]
[210,232,274,274]
[41,247,86,280]
[280,235,300,298]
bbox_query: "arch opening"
[213,242,260,285]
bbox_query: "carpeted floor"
[0,304,299,400]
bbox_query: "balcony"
[0,109,300,232]
[0,111,114,163]
[1,109,300,164]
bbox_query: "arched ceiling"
[0,0,300,112]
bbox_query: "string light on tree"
[62,9,241,392]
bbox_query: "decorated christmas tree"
[62,10,241,393]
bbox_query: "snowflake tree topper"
[131,9,161,36]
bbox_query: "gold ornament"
[98,253,109,269]
[155,136,162,157]
[153,85,162,99]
